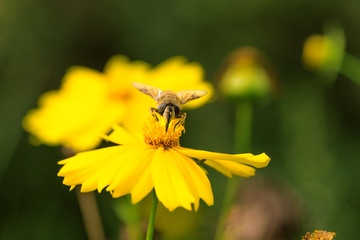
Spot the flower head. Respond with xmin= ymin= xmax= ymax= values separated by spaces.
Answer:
xmin=302 ymin=24 xmax=345 ymax=75
xmin=142 ymin=114 xmax=184 ymax=148
xmin=23 ymin=56 xmax=213 ymax=152
xmin=216 ymin=47 xmax=275 ymax=101
xmin=22 ymin=67 xmax=127 ymax=151
xmin=302 ymin=230 xmax=336 ymax=240
xmin=58 ymin=112 xmax=270 ymax=211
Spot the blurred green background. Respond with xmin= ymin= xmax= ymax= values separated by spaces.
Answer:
xmin=1 ymin=0 xmax=360 ymax=239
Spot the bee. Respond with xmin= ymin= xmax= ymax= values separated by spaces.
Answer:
xmin=132 ymin=82 xmax=207 ymax=132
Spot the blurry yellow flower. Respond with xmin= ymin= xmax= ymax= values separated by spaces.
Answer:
xmin=302 ymin=230 xmax=336 ymax=240
xmin=23 ymin=67 xmax=128 ymax=151
xmin=302 ymin=25 xmax=345 ymax=74
xmin=58 ymin=112 xmax=270 ymax=211
xmin=302 ymin=35 xmax=331 ymax=70
xmin=23 ymin=56 xmax=213 ymax=151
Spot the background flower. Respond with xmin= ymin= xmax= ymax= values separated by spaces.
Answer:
xmin=302 ymin=24 xmax=345 ymax=76
xmin=23 ymin=56 xmax=213 ymax=151
xmin=23 ymin=67 xmax=126 ymax=151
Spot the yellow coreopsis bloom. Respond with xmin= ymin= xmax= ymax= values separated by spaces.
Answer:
xmin=23 ymin=56 xmax=213 ymax=152
xmin=58 ymin=112 xmax=270 ymax=211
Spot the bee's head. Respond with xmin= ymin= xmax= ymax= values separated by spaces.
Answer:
xmin=158 ymin=103 xmax=181 ymax=116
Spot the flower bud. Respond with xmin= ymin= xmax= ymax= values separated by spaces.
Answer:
xmin=216 ymin=47 xmax=275 ymax=101
xmin=302 ymin=25 xmax=345 ymax=74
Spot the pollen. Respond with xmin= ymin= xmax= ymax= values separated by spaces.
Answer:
xmin=143 ymin=112 xmax=185 ymax=148
xmin=302 ymin=230 xmax=336 ymax=240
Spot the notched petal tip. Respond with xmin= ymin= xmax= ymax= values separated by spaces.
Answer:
xmin=246 ymin=152 xmax=271 ymax=168
xmin=178 ymin=147 xmax=271 ymax=169
xmin=80 ymin=185 xmax=94 ymax=193
xmin=57 ymin=159 xmax=68 ymax=165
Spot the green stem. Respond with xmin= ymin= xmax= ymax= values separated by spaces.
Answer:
xmin=145 ymin=191 xmax=158 ymax=240
xmin=214 ymin=100 xmax=253 ymax=240
xmin=340 ymin=53 xmax=360 ymax=86
xmin=234 ymin=100 xmax=253 ymax=153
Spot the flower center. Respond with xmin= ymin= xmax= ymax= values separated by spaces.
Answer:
xmin=143 ymin=112 xmax=185 ymax=148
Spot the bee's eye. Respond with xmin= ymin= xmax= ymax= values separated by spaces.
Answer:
xmin=157 ymin=104 xmax=166 ymax=113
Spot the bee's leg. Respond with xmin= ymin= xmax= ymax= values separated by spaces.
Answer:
xmin=179 ymin=112 xmax=186 ymax=125
xmin=150 ymin=107 xmax=159 ymax=121
xmin=173 ymin=113 xmax=186 ymax=131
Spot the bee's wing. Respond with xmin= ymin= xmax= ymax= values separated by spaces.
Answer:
xmin=177 ymin=90 xmax=207 ymax=105
xmin=132 ymin=82 xmax=162 ymax=100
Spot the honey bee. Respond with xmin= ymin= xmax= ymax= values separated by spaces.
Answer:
xmin=132 ymin=82 xmax=207 ymax=131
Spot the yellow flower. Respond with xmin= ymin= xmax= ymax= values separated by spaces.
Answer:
xmin=302 ymin=34 xmax=332 ymax=71
xmin=58 ymin=112 xmax=270 ymax=211
xmin=23 ymin=56 xmax=213 ymax=152
xmin=302 ymin=25 xmax=345 ymax=74
xmin=302 ymin=230 xmax=336 ymax=240
xmin=22 ymin=67 xmax=128 ymax=151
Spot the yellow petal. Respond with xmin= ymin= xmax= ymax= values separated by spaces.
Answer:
xmin=204 ymin=160 xmax=233 ymax=178
xmin=104 ymin=55 xmax=150 ymax=87
xmin=96 ymin=147 xmax=146 ymax=192
xmin=102 ymin=124 xmax=139 ymax=145
xmin=23 ymin=67 xmax=125 ymax=151
xmin=177 ymin=147 xmax=270 ymax=168
xmin=150 ymin=57 xmax=204 ymax=87
xmin=168 ymin=149 xmax=213 ymax=211
xmin=151 ymin=148 xmax=190 ymax=211
xmin=130 ymin=163 xmax=154 ymax=204
xmin=58 ymin=146 xmax=124 ymax=174
xmin=205 ymin=160 xmax=256 ymax=177
xmin=151 ymin=148 xmax=213 ymax=211
xmin=107 ymin=147 xmax=155 ymax=199
xmin=58 ymin=146 xmax=130 ymax=191
xmin=235 ymin=152 xmax=270 ymax=167
xmin=87 ymin=146 xmax=145 ymax=193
